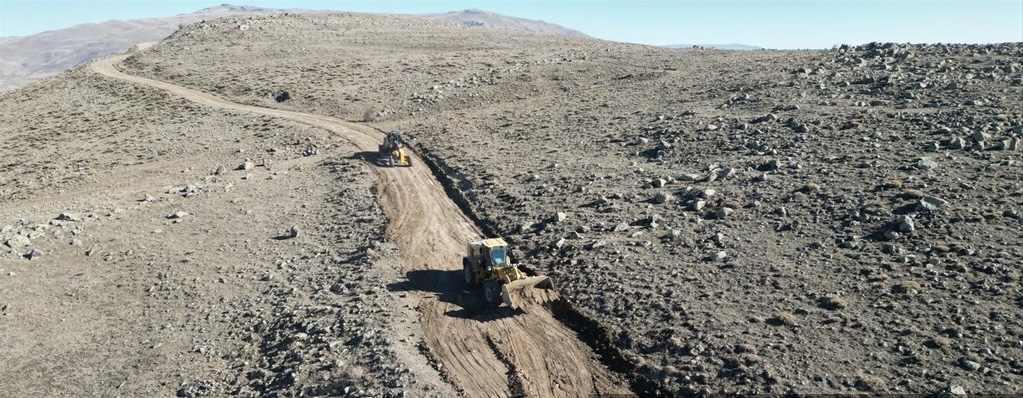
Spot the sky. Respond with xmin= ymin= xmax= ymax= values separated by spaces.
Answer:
xmin=0 ymin=0 xmax=1021 ymax=49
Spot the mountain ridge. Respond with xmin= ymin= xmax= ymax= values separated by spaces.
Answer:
xmin=0 ymin=6 xmax=589 ymax=92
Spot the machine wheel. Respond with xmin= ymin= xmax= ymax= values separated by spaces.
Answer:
xmin=386 ymin=157 xmax=394 ymax=167
xmin=463 ymin=257 xmax=478 ymax=286
xmin=483 ymin=281 xmax=503 ymax=307
xmin=406 ymin=157 xmax=413 ymax=167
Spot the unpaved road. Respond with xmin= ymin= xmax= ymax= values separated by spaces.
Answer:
xmin=90 ymin=53 xmax=632 ymax=397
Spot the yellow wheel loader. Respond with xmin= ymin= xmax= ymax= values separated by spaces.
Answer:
xmin=463 ymin=237 xmax=555 ymax=308
xmin=379 ymin=130 xmax=411 ymax=167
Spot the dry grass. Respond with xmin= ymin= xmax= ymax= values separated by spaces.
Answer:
xmin=769 ymin=311 xmax=798 ymax=326
xmin=901 ymin=189 xmax=925 ymax=199
xmin=817 ymin=294 xmax=847 ymax=310
xmin=892 ymin=280 xmax=921 ymax=296
xmin=883 ymin=179 xmax=903 ymax=189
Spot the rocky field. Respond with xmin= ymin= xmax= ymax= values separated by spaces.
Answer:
xmin=3 ymin=10 xmax=1022 ymax=397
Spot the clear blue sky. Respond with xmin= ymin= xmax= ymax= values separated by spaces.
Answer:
xmin=1 ymin=0 xmax=1021 ymax=49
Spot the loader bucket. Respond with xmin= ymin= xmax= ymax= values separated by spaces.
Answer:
xmin=500 ymin=275 xmax=556 ymax=309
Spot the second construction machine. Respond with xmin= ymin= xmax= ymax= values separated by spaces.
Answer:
xmin=463 ymin=238 xmax=555 ymax=308
xmin=378 ymin=130 xmax=411 ymax=167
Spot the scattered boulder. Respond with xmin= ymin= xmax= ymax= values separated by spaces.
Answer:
xmin=705 ymin=251 xmax=727 ymax=261
xmin=947 ymin=136 xmax=967 ymax=149
xmin=1002 ymin=136 xmax=1021 ymax=151
xmin=650 ymin=191 xmax=673 ymax=204
xmin=177 ymin=379 xmax=217 ymax=397
xmin=757 ymin=159 xmax=780 ymax=171
xmin=168 ymin=211 xmax=189 ymax=219
xmin=5 ymin=235 xmax=31 ymax=248
xmin=896 ymin=215 xmax=915 ymax=233
xmin=715 ymin=167 xmax=735 ymax=180
xmin=970 ymin=131 xmax=990 ymax=143
xmin=238 ymin=161 xmax=256 ymax=171
xmin=56 ymin=213 xmax=81 ymax=222
xmin=917 ymin=157 xmax=938 ymax=171
xmin=957 ymin=356 xmax=981 ymax=371
xmin=24 ymin=248 xmax=43 ymax=260
xmin=919 ymin=196 xmax=948 ymax=211
xmin=936 ymin=384 xmax=967 ymax=398
xmin=678 ymin=173 xmax=701 ymax=182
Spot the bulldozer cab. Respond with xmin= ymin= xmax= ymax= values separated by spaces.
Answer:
xmin=384 ymin=131 xmax=404 ymax=149
xmin=478 ymin=238 xmax=509 ymax=269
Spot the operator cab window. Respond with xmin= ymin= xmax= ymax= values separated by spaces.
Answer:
xmin=490 ymin=246 xmax=507 ymax=266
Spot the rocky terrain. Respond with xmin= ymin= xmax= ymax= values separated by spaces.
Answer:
xmin=2 ymin=10 xmax=1022 ymax=398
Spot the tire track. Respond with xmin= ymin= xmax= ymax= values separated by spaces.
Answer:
xmin=90 ymin=52 xmax=633 ymax=398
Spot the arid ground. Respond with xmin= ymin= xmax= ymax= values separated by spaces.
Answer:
xmin=2 ymin=11 xmax=1021 ymax=398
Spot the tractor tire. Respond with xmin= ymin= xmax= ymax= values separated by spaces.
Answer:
xmin=406 ymin=157 xmax=413 ymax=167
xmin=483 ymin=280 xmax=503 ymax=307
xmin=463 ymin=257 xmax=478 ymax=286
xmin=386 ymin=157 xmax=394 ymax=167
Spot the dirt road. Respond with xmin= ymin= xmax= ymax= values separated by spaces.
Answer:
xmin=90 ymin=53 xmax=632 ymax=397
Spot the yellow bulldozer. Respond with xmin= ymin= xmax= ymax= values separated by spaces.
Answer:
xmin=379 ymin=130 xmax=411 ymax=167
xmin=463 ymin=237 xmax=555 ymax=308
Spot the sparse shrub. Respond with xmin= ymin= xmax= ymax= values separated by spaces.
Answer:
xmin=883 ymin=179 xmax=903 ymax=189
xmin=733 ymin=343 xmax=756 ymax=354
xmin=924 ymin=336 xmax=952 ymax=349
xmin=363 ymin=107 xmax=378 ymax=122
xmin=854 ymin=372 xmax=888 ymax=391
xmin=892 ymin=280 xmax=921 ymax=295
xmin=738 ymin=353 xmax=761 ymax=365
xmin=800 ymin=182 xmax=821 ymax=193
xmin=818 ymin=294 xmax=847 ymax=310
xmin=769 ymin=311 xmax=797 ymax=326
xmin=343 ymin=365 xmax=368 ymax=385
xmin=901 ymin=189 xmax=925 ymax=199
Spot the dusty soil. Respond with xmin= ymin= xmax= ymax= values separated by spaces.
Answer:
xmin=3 ymin=10 xmax=1022 ymax=398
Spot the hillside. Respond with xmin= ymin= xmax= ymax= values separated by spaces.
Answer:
xmin=2 ymin=10 xmax=1022 ymax=398
xmin=0 ymin=6 xmax=589 ymax=93
xmin=0 ymin=5 xmax=286 ymax=92
xmin=421 ymin=8 xmax=589 ymax=38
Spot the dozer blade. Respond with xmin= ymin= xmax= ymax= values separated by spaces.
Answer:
xmin=500 ymin=275 xmax=556 ymax=309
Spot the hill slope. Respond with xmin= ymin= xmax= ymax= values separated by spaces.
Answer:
xmin=0 ymin=6 xmax=589 ymax=93
xmin=420 ymin=8 xmax=589 ymax=38
xmin=0 ymin=5 xmax=288 ymax=92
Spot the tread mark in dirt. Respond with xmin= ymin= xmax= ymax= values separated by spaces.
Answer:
xmin=484 ymin=334 xmax=526 ymax=398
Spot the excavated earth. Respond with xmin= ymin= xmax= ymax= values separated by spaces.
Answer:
xmin=3 ymin=11 xmax=1023 ymax=397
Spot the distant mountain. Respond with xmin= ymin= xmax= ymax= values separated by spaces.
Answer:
xmin=664 ymin=43 xmax=763 ymax=51
xmin=418 ymin=9 xmax=590 ymax=38
xmin=0 ymin=5 xmax=283 ymax=92
xmin=0 ymin=6 xmax=592 ymax=93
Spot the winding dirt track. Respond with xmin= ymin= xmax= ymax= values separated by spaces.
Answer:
xmin=90 ymin=54 xmax=631 ymax=397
